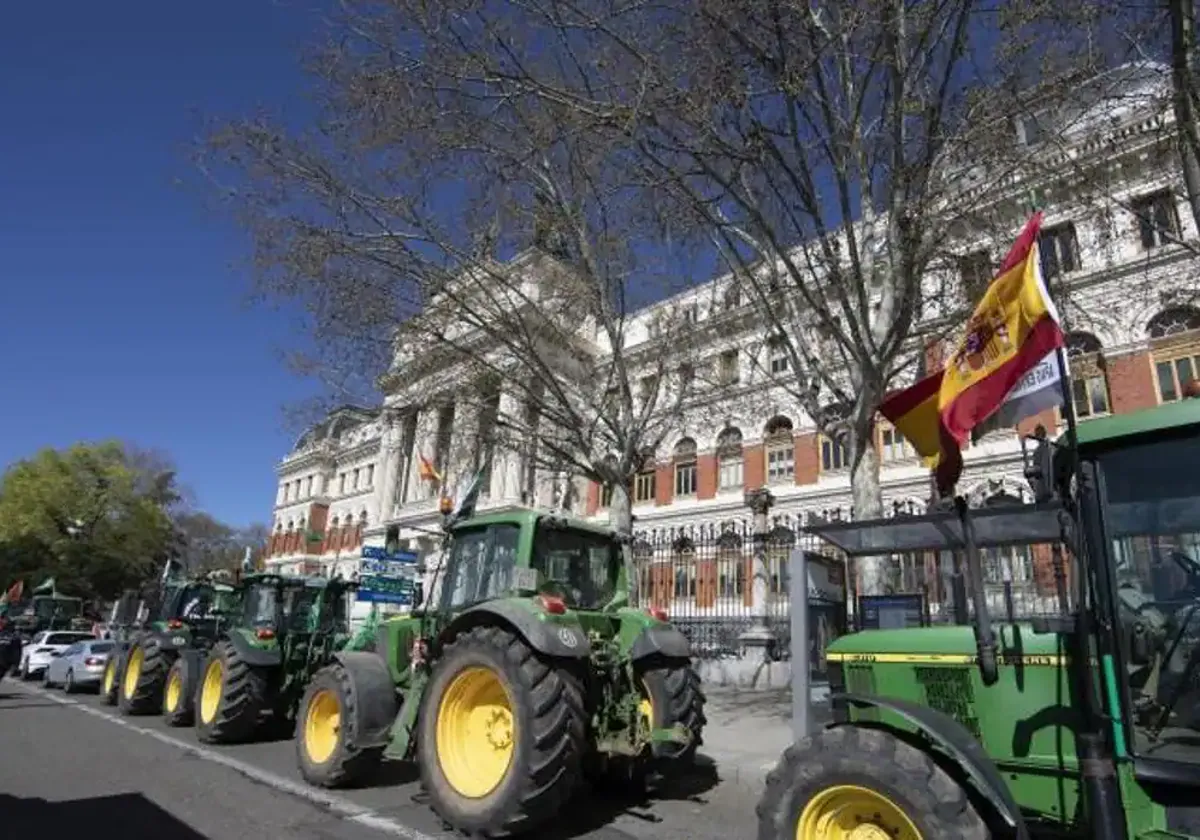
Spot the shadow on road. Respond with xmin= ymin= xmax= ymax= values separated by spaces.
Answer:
xmin=527 ymin=761 xmax=722 ymax=840
xmin=1 ymin=792 xmax=208 ymax=838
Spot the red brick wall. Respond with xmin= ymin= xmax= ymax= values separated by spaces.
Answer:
xmin=585 ymin=482 xmax=600 ymax=516
xmin=697 ymin=453 xmax=717 ymax=500
xmin=1016 ymin=408 xmax=1058 ymax=437
xmin=655 ymin=463 xmax=673 ymax=506
xmin=743 ymin=444 xmax=764 ymax=490
xmin=794 ymin=433 xmax=820 ymax=485
xmin=1107 ymin=350 xmax=1159 ymax=414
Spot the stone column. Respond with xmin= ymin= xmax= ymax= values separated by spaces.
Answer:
xmin=404 ymin=409 xmax=436 ymax=503
xmin=740 ymin=486 xmax=777 ymax=662
xmin=376 ymin=409 xmax=405 ymax=521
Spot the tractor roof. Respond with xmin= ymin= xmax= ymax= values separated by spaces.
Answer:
xmin=451 ymin=506 xmax=616 ymax=538
xmin=1069 ymin=396 xmax=1200 ymax=450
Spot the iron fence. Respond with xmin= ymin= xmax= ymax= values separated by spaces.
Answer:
xmin=631 ymin=507 xmax=1080 ymax=673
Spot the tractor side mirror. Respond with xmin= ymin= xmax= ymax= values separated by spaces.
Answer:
xmin=1021 ymin=426 xmax=1056 ymax=504
xmin=411 ymin=582 xmax=424 ymax=609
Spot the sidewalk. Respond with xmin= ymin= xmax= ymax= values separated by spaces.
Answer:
xmin=695 ymin=684 xmax=831 ymax=792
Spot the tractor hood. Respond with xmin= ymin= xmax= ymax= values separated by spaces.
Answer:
xmin=826 ymin=624 xmax=1064 ymax=663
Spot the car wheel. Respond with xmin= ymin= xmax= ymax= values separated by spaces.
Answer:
xmin=64 ymin=669 xmax=76 ymax=694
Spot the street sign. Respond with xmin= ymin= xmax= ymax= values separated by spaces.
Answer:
xmin=358 ymin=546 xmax=420 ymax=606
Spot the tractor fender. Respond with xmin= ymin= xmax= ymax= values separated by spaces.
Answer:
xmin=629 ymin=624 xmax=693 ymax=661
xmin=223 ymin=631 xmax=283 ymax=668
xmin=331 ymin=651 xmax=399 ymax=749
xmin=147 ymin=629 xmax=190 ymax=657
xmin=454 ymin=601 xmax=591 ymax=659
xmin=836 ymin=693 xmax=1029 ymax=840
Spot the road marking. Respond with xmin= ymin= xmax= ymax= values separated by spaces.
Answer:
xmin=16 ymin=683 xmax=443 ymax=840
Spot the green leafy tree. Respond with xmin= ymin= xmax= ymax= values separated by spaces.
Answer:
xmin=0 ymin=442 xmax=181 ymax=599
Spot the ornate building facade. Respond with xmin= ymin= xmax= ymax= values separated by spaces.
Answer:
xmin=262 ymin=64 xmax=1200 ymax=636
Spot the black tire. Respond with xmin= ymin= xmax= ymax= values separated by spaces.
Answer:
xmin=194 ymin=640 xmax=268 ymax=744
xmin=162 ymin=655 xmax=198 ymax=727
xmin=640 ymin=659 xmax=706 ymax=763
xmin=418 ymin=625 xmax=586 ymax=837
xmin=756 ymin=726 xmax=989 ymax=840
xmin=296 ymin=663 xmax=385 ymax=788
xmin=119 ymin=637 xmax=168 ymax=715
xmin=100 ymin=653 xmax=123 ymax=706
xmin=64 ymin=669 xmax=77 ymax=695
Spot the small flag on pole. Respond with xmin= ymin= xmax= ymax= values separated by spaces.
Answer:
xmin=418 ymin=454 xmax=443 ymax=483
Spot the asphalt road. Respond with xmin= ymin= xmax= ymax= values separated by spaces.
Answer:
xmin=0 ymin=677 xmax=759 ymax=840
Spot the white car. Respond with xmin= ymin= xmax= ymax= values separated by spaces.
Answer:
xmin=43 ymin=639 xmax=115 ymax=692
xmin=18 ymin=631 xmax=95 ymax=680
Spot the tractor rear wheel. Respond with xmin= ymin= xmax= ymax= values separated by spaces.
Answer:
xmin=100 ymin=652 xmax=123 ymax=706
xmin=296 ymin=663 xmax=385 ymax=788
xmin=119 ymin=638 xmax=167 ymax=715
xmin=756 ymin=725 xmax=988 ymax=840
xmin=639 ymin=659 xmax=706 ymax=763
xmin=194 ymin=640 xmax=268 ymax=744
xmin=162 ymin=654 xmax=199 ymax=727
xmin=418 ymin=626 xmax=586 ymax=837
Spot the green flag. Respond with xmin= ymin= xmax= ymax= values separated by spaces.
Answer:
xmin=32 ymin=577 xmax=55 ymax=595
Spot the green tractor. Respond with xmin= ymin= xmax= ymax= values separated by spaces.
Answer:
xmin=113 ymin=573 xmax=241 ymax=724
xmin=194 ymin=573 xmax=357 ymax=744
xmin=12 ymin=593 xmax=89 ymax=638
xmin=291 ymin=481 xmax=706 ymax=838
xmin=756 ymin=395 xmax=1200 ymax=839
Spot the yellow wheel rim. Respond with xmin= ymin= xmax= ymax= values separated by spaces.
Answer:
xmin=638 ymin=680 xmax=654 ymax=744
xmin=797 ymin=784 xmax=923 ymax=840
xmin=303 ymin=689 xmax=342 ymax=765
xmin=102 ymin=659 xmax=115 ymax=695
xmin=123 ymin=648 xmax=143 ymax=700
xmin=165 ymin=669 xmax=182 ymax=713
xmin=435 ymin=666 xmax=516 ymax=798
xmin=199 ymin=659 xmax=223 ymax=724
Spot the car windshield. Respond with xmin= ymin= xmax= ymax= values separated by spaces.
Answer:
xmin=531 ymin=525 xmax=619 ymax=610
xmin=89 ymin=642 xmax=115 ymax=654
xmin=46 ymin=633 xmax=92 ymax=645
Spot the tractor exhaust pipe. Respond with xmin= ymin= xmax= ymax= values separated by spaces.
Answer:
xmin=956 ymin=496 xmax=999 ymax=686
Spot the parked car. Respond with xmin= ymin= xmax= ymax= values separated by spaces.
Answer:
xmin=43 ymin=639 xmax=115 ymax=693
xmin=18 ymin=630 xmax=95 ymax=680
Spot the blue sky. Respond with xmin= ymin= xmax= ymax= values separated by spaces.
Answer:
xmin=0 ymin=1 xmax=330 ymax=527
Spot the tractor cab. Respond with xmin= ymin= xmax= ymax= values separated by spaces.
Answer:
xmin=15 ymin=594 xmax=86 ymax=635
xmin=432 ymin=508 xmax=624 ymax=615
xmin=758 ymin=396 xmax=1200 ymax=840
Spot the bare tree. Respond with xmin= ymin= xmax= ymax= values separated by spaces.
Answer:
xmin=198 ymin=0 xmax=731 ymax=587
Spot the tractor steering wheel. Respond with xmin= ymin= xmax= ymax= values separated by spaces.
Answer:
xmin=1171 ymin=549 xmax=1200 ymax=580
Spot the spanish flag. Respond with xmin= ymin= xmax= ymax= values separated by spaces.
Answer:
xmin=879 ymin=213 xmax=1065 ymax=490
xmin=938 ymin=212 xmax=1064 ymax=445
xmin=417 ymin=454 xmax=442 ymax=483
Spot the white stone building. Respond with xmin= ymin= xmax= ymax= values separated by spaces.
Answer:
xmin=263 ymin=63 xmax=1200 ymax=636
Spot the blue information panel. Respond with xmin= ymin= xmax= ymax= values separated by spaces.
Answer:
xmin=359 ymin=547 xmax=420 ymax=605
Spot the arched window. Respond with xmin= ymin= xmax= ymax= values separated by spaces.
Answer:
xmin=672 ymin=536 xmax=696 ymax=601
xmin=716 ymin=530 xmax=745 ymax=599
xmin=1147 ymin=306 xmax=1200 ymax=403
xmin=1064 ymin=332 xmax=1110 ymax=418
xmin=817 ymin=403 xmax=851 ymax=473
xmin=715 ymin=426 xmax=744 ymax=492
xmin=328 ymin=516 xmax=341 ymax=553
xmin=673 ymin=438 xmax=698 ymax=497
xmin=763 ymin=416 xmax=795 ymax=484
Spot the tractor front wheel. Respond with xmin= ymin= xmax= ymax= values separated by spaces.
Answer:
xmin=194 ymin=640 xmax=267 ymax=744
xmin=162 ymin=654 xmax=199 ymax=727
xmin=119 ymin=639 xmax=167 ymax=715
xmin=296 ymin=663 xmax=384 ymax=788
xmin=418 ymin=626 xmax=586 ymax=837
xmin=756 ymin=726 xmax=988 ymax=840
xmin=100 ymin=652 xmax=123 ymax=705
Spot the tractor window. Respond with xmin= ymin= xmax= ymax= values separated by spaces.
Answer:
xmin=243 ymin=585 xmax=279 ymax=628
xmin=1098 ymin=433 xmax=1200 ymax=764
xmin=531 ymin=526 xmax=619 ymax=610
xmin=34 ymin=598 xmax=81 ymax=620
xmin=178 ymin=585 xmax=217 ymax=621
xmin=440 ymin=525 xmax=519 ymax=611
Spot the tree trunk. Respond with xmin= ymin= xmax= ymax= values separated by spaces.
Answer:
xmin=850 ymin=430 xmax=888 ymax=596
xmin=607 ymin=483 xmax=637 ymax=602
xmin=1170 ymin=0 xmax=1200 ymax=235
